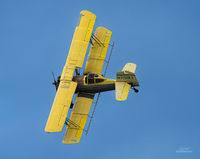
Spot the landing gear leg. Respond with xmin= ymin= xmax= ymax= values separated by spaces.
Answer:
xmin=133 ymin=88 xmax=139 ymax=93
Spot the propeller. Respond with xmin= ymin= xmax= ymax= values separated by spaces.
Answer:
xmin=52 ymin=72 xmax=60 ymax=90
xmin=52 ymin=72 xmax=57 ymax=86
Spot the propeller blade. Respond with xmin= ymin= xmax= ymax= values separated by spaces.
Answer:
xmin=52 ymin=72 xmax=56 ymax=82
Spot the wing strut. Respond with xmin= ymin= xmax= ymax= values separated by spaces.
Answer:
xmin=91 ymin=33 xmax=105 ymax=47
xmin=85 ymin=92 xmax=100 ymax=135
xmin=65 ymin=118 xmax=87 ymax=132
xmin=85 ymin=42 xmax=115 ymax=135
xmin=103 ymin=42 xmax=114 ymax=76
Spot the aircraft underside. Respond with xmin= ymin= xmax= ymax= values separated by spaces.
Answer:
xmin=75 ymin=83 xmax=115 ymax=94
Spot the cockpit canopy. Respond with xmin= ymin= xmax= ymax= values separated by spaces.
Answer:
xmin=87 ymin=74 xmax=98 ymax=78
xmin=85 ymin=74 xmax=104 ymax=84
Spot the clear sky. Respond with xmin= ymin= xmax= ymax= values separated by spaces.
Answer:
xmin=0 ymin=0 xmax=200 ymax=159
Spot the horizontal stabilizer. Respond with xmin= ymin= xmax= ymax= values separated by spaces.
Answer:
xmin=115 ymin=82 xmax=131 ymax=101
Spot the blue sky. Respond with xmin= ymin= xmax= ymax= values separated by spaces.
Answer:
xmin=0 ymin=0 xmax=200 ymax=159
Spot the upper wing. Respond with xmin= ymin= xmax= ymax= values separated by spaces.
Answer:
xmin=45 ymin=10 xmax=96 ymax=133
xmin=62 ymin=93 xmax=94 ymax=144
xmin=61 ymin=10 xmax=96 ymax=81
xmin=84 ymin=27 xmax=112 ymax=74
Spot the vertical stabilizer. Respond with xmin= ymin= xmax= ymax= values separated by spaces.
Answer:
xmin=122 ymin=63 xmax=136 ymax=73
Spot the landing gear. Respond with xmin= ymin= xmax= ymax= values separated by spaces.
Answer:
xmin=133 ymin=88 xmax=139 ymax=93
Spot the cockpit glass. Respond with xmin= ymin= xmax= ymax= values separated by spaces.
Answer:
xmin=88 ymin=74 xmax=95 ymax=78
xmin=96 ymin=79 xmax=104 ymax=83
xmin=88 ymin=78 xmax=94 ymax=84
xmin=85 ymin=74 xmax=101 ymax=84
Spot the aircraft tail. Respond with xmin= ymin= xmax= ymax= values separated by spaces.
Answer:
xmin=115 ymin=63 xmax=138 ymax=101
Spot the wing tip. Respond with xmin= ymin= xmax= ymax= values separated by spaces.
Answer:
xmin=62 ymin=139 xmax=80 ymax=144
xmin=80 ymin=10 xmax=96 ymax=19
xmin=96 ymin=26 xmax=112 ymax=35
xmin=44 ymin=126 xmax=63 ymax=133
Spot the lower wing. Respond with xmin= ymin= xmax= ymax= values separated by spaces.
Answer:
xmin=62 ymin=93 xmax=94 ymax=144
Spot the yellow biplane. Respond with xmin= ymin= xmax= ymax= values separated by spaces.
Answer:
xmin=45 ymin=10 xmax=139 ymax=144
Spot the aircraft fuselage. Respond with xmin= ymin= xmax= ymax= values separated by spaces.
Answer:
xmin=73 ymin=75 xmax=115 ymax=93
